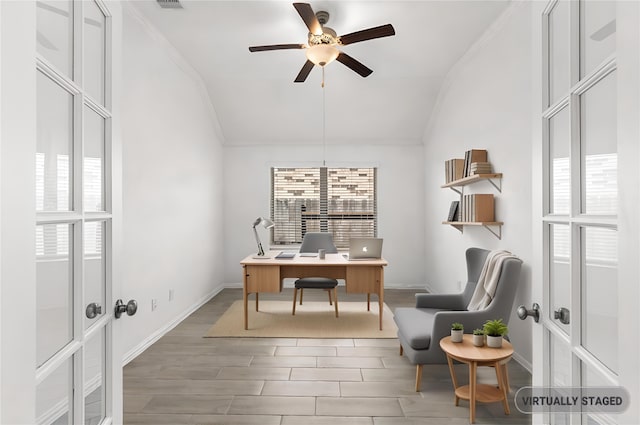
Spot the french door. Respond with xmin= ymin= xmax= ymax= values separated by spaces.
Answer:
xmin=35 ymin=1 xmax=121 ymax=424
xmin=533 ymin=1 xmax=638 ymax=424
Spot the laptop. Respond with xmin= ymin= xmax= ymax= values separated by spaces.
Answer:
xmin=345 ymin=238 xmax=383 ymax=260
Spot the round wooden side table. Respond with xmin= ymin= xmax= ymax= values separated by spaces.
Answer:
xmin=439 ymin=334 xmax=513 ymax=424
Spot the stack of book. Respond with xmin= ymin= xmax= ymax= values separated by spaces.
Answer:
xmin=463 ymin=149 xmax=488 ymax=177
xmin=461 ymin=194 xmax=494 ymax=222
xmin=444 ymin=158 xmax=464 ymax=183
xmin=469 ymin=162 xmax=492 ymax=175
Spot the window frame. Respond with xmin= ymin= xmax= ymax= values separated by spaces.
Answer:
xmin=270 ymin=166 xmax=378 ymax=249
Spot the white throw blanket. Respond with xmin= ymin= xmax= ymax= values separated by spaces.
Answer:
xmin=467 ymin=250 xmax=518 ymax=311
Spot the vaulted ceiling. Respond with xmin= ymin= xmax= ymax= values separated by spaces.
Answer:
xmin=130 ymin=1 xmax=510 ymax=146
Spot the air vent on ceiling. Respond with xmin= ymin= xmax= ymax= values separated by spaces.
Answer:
xmin=157 ymin=0 xmax=183 ymax=9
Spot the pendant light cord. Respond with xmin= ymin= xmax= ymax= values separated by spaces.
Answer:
xmin=322 ymin=71 xmax=326 ymax=167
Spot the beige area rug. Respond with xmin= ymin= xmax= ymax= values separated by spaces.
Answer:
xmin=205 ymin=300 xmax=398 ymax=338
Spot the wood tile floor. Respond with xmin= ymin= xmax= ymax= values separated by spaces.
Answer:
xmin=124 ymin=288 xmax=531 ymax=424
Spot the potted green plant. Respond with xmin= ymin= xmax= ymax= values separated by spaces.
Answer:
xmin=472 ymin=328 xmax=485 ymax=347
xmin=483 ymin=318 xmax=508 ymax=348
xmin=451 ymin=322 xmax=464 ymax=343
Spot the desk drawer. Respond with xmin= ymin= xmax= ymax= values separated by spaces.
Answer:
xmin=346 ymin=267 xmax=382 ymax=293
xmin=245 ymin=265 xmax=281 ymax=293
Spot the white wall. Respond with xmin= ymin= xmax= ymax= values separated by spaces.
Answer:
xmin=121 ymin=6 xmax=225 ymax=358
xmin=422 ymin=2 xmax=533 ymax=366
xmin=223 ymin=144 xmax=426 ymax=288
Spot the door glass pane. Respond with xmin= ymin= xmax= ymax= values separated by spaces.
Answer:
xmin=85 ymin=330 xmax=105 ymax=425
xmin=548 ymin=0 xmax=570 ymax=105
xmin=580 ymin=0 xmax=616 ymax=78
xmin=581 ymin=363 xmax=616 ymax=425
xmin=36 ymin=224 xmax=74 ymax=367
xmin=36 ymin=0 xmax=73 ymax=79
xmin=84 ymin=1 xmax=106 ymax=104
xmin=37 ymin=71 xmax=74 ymax=212
xmin=581 ymin=71 xmax=617 ymax=215
xmin=581 ymin=226 xmax=618 ymax=374
xmin=84 ymin=107 xmax=105 ymax=212
xmin=549 ymin=223 xmax=570 ymax=334
xmin=549 ymin=333 xmax=572 ymax=425
xmin=549 ymin=106 xmax=570 ymax=214
xmin=84 ymin=221 xmax=105 ymax=330
xmin=37 ymin=358 xmax=72 ymax=425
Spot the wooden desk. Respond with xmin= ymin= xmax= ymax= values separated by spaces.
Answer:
xmin=240 ymin=252 xmax=388 ymax=330
xmin=440 ymin=335 xmax=513 ymax=424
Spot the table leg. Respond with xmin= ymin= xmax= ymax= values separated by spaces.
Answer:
xmin=255 ymin=292 xmax=259 ymax=311
xmin=243 ymin=290 xmax=248 ymax=331
xmin=502 ymin=362 xmax=511 ymax=393
xmin=446 ymin=354 xmax=460 ymax=406
xmin=495 ymin=360 xmax=510 ymax=415
xmin=469 ymin=361 xmax=477 ymax=423
xmin=367 ymin=293 xmax=370 ymax=311
xmin=378 ymin=270 xmax=384 ymax=330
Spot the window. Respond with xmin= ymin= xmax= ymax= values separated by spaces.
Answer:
xmin=271 ymin=167 xmax=377 ymax=248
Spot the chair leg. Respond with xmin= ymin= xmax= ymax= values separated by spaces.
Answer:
xmin=327 ymin=289 xmax=333 ymax=305
xmin=415 ymin=364 xmax=423 ymax=392
xmin=367 ymin=293 xmax=371 ymax=311
xmin=292 ymin=288 xmax=297 ymax=315
xmin=299 ymin=288 xmax=304 ymax=305
xmin=334 ymin=286 xmax=339 ymax=318
xmin=399 ymin=345 xmax=404 ymax=356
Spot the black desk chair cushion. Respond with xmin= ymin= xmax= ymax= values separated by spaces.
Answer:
xmin=292 ymin=233 xmax=339 ymax=318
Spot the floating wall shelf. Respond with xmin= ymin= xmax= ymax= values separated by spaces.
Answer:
xmin=442 ymin=170 xmax=503 ymax=239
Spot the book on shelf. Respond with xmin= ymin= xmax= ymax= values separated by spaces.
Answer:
xmin=460 ymin=194 xmax=494 ymax=222
xmin=444 ymin=158 xmax=465 ymax=183
xmin=447 ymin=201 xmax=460 ymax=222
xmin=463 ymin=149 xmax=488 ymax=177
xmin=469 ymin=161 xmax=493 ymax=175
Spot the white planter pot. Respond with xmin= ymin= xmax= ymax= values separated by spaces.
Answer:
xmin=486 ymin=335 xmax=503 ymax=348
xmin=451 ymin=329 xmax=464 ymax=343
xmin=472 ymin=334 xmax=484 ymax=347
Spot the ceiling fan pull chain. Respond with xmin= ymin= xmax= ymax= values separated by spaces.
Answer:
xmin=322 ymin=75 xmax=326 ymax=166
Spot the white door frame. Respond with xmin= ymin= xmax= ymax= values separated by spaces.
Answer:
xmin=0 ymin=1 xmax=38 ymax=423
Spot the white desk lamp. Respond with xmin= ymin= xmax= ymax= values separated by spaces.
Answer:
xmin=252 ymin=217 xmax=274 ymax=258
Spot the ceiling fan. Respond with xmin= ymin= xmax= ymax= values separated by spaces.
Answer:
xmin=248 ymin=2 xmax=395 ymax=83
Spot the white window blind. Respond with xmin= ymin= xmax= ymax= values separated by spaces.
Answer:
xmin=552 ymin=153 xmax=617 ymax=265
xmin=271 ymin=167 xmax=377 ymax=248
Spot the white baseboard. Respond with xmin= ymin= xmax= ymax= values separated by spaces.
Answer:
xmin=223 ymin=282 xmax=431 ymax=290
xmin=122 ymin=285 xmax=224 ymax=365
xmin=511 ymin=351 xmax=532 ymax=374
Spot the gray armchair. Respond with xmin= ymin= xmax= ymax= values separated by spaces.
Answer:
xmin=292 ymin=232 xmax=340 ymax=317
xmin=393 ymin=247 xmax=523 ymax=391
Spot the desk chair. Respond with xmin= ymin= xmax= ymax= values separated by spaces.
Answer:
xmin=292 ymin=232 xmax=339 ymax=317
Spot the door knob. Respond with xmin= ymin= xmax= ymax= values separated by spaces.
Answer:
xmin=517 ymin=303 xmax=540 ymax=323
xmin=554 ymin=307 xmax=570 ymax=325
xmin=85 ymin=302 xmax=103 ymax=319
xmin=114 ymin=299 xmax=138 ymax=319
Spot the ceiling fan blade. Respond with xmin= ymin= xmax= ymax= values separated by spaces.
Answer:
xmin=294 ymin=60 xmax=315 ymax=83
xmin=336 ymin=52 xmax=373 ymax=78
xmin=339 ymin=24 xmax=396 ymax=46
xmin=293 ymin=3 xmax=322 ymax=36
xmin=249 ymin=44 xmax=305 ymax=52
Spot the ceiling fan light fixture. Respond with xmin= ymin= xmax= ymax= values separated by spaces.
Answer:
xmin=305 ymin=44 xmax=339 ymax=67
